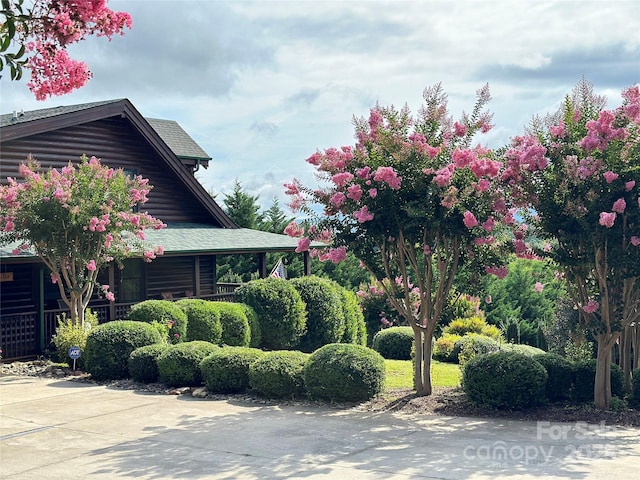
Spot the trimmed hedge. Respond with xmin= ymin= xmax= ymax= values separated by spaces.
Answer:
xmin=304 ymin=344 xmax=385 ymax=402
xmin=211 ymin=302 xmax=251 ymax=347
xmin=452 ymin=334 xmax=500 ymax=364
xmin=128 ymin=343 xmax=170 ymax=383
xmin=175 ymin=299 xmax=222 ymax=345
xmin=157 ymin=341 xmax=219 ymax=387
xmin=84 ymin=321 xmax=163 ymax=381
xmin=249 ymin=350 xmax=309 ymax=399
xmin=501 ymin=344 xmax=546 ymax=357
xmin=127 ymin=300 xmax=188 ymax=344
xmin=462 ymin=351 xmax=548 ymax=410
xmin=236 ymin=278 xmax=307 ymax=350
xmin=570 ymin=359 xmax=625 ymax=403
xmin=241 ymin=303 xmax=262 ymax=348
xmin=372 ymin=326 xmax=414 ymax=360
xmin=532 ymin=353 xmax=574 ymax=402
xmin=201 ymin=347 xmax=265 ymax=393
xmin=340 ymin=289 xmax=367 ymax=346
xmin=291 ymin=276 xmax=346 ymax=352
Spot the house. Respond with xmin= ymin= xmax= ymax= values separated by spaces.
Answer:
xmin=0 ymin=99 xmax=309 ymax=360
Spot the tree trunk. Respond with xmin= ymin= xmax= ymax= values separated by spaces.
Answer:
xmin=620 ymin=326 xmax=632 ymax=393
xmin=413 ymin=328 xmax=433 ymax=396
xmin=594 ymin=334 xmax=616 ymax=410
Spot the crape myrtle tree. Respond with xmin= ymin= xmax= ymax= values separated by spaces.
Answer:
xmin=284 ymin=84 xmax=522 ymax=396
xmin=508 ymin=80 xmax=640 ymax=409
xmin=0 ymin=156 xmax=165 ymax=327
xmin=0 ymin=0 xmax=132 ymax=99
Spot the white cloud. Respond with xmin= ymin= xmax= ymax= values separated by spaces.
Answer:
xmin=1 ymin=0 xmax=638 ymax=212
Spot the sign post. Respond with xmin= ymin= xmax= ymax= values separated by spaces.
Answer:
xmin=68 ymin=346 xmax=82 ymax=371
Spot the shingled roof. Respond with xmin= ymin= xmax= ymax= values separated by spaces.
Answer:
xmin=146 ymin=118 xmax=211 ymax=162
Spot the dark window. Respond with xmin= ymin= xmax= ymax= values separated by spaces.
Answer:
xmin=119 ymin=259 xmax=145 ymax=303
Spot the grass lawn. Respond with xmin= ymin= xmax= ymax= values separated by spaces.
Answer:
xmin=384 ymin=359 xmax=461 ymax=390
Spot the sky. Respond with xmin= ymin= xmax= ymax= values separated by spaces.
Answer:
xmin=1 ymin=0 xmax=639 ymax=213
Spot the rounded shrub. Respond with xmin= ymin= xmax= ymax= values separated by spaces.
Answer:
xmin=340 ymin=289 xmax=367 ymax=346
xmin=249 ymin=350 xmax=309 ymax=399
xmin=51 ymin=309 xmax=99 ymax=370
xmin=235 ymin=278 xmax=307 ymax=350
xmin=175 ymin=299 xmax=222 ymax=344
xmin=210 ymin=302 xmax=251 ymax=347
xmin=434 ymin=334 xmax=462 ymax=362
xmin=128 ymin=343 xmax=170 ymax=383
xmin=127 ymin=299 xmax=188 ymax=344
xmin=532 ymin=353 xmax=575 ymax=402
xmin=200 ymin=347 xmax=265 ymax=393
xmin=462 ymin=351 xmax=548 ymax=410
xmin=372 ymin=326 xmax=414 ymax=360
xmin=443 ymin=316 xmax=502 ymax=341
xmin=303 ymin=343 xmax=385 ymax=403
xmin=451 ymin=334 xmax=500 ymax=364
xmin=84 ymin=321 xmax=163 ymax=381
xmin=240 ymin=303 xmax=262 ymax=348
xmin=157 ymin=341 xmax=219 ymax=387
xmin=501 ymin=344 xmax=546 ymax=357
xmin=290 ymin=276 xmax=346 ymax=352
xmin=570 ymin=359 xmax=625 ymax=403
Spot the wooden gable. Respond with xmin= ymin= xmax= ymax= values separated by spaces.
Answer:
xmin=0 ymin=99 xmax=236 ymax=228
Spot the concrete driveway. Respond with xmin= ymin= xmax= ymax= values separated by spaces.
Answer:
xmin=1 ymin=375 xmax=639 ymax=479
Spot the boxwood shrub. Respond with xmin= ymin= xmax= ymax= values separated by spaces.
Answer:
xmin=157 ymin=341 xmax=219 ymax=387
xmin=201 ymin=347 xmax=265 ymax=393
xmin=127 ymin=299 xmax=188 ymax=344
xmin=235 ymin=278 xmax=307 ymax=350
xmin=372 ymin=326 xmax=414 ymax=360
xmin=290 ymin=276 xmax=346 ymax=352
xmin=570 ymin=359 xmax=625 ymax=403
xmin=210 ymin=302 xmax=251 ymax=347
xmin=84 ymin=321 xmax=163 ymax=381
xmin=340 ymin=289 xmax=367 ymax=346
xmin=175 ymin=299 xmax=222 ymax=344
xmin=434 ymin=334 xmax=462 ymax=362
xmin=303 ymin=344 xmax=385 ymax=403
xmin=241 ymin=303 xmax=262 ymax=348
xmin=128 ymin=343 xmax=170 ymax=383
xmin=249 ymin=350 xmax=309 ymax=399
xmin=451 ymin=334 xmax=500 ymax=364
xmin=532 ymin=353 xmax=575 ymax=402
xmin=500 ymin=344 xmax=546 ymax=357
xmin=462 ymin=351 xmax=548 ymax=410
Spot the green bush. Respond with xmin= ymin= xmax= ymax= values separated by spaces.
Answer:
xmin=372 ymin=326 xmax=414 ymax=360
xmin=84 ymin=321 xmax=163 ymax=381
xmin=241 ymin=303 xmax=262 ymax=348
xmin=127 ymin=300 xmax=188 ymax=344
xmin=443 ymin=316 xmax=503 ymax=341
xmin=175 ymin=299 xmax=222 ymax=344
xmin=210 ymin=302 xmax=251 ymax=347
xmin=51 ymin=309 xmax=99 ymax=369
xmin=303 ymin=344 xmax=385 ymax=402
xmin=201 ymin=347 xmax=265 ymax=393
xmin=434 ymin=334 xmax=462 ymax=362
xmin=570 ymin=359 xmax=625 ymax=403
xmin=290 ymin=276 xmax=346 ymax=352
xmin=451 ymin=334 xmax=500 ymax=364
xmin=501 ymin=344 xmax=546 ymax=357
xmin=128 ymin=343 xmax=170 ymax=383
xmin=630 ymin=368 xmax=640 ymax=409
xmin=235 ymin=278 xmax=307 ymax=349
xmin=340 ymin=289 xmax=367 ymax=346
xmin=462 ymin=351 xmax=548 ymax=410
xmin=249 ymin=350 xmax=309 ymax=399
xmin=157 ymin=341 xmax=219 ymax=387
xmin=532 ymin=353 xmax=575 ymax=402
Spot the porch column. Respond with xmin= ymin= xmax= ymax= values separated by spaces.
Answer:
xmin=258 ymin=253 xmax=267 ymax=278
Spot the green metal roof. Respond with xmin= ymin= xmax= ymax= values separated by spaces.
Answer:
xmin=0 ymin=224 xmax=314 ymax=260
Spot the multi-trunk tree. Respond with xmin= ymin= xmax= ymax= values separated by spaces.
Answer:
xmin=509 ymin=80 xmax=639 ymax=409
xmin=0 ymin=156 xmax=165 ymax=327
xmin=285 ymin=84 xmax=521 ymax=395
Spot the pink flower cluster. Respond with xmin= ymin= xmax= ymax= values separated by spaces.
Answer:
xmin=25 ymin=0 xmax=133 ymax=100
xmin=578 ymin=110 xmax=629 ymax=152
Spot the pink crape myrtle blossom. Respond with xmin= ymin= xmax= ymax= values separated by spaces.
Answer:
xmin=612 ymin=198 xmax=626 ymax=214
xmin=284 ymin=221 xmax=305 ymax=238
xmin=630 ymin=236 xmax=640 ymax=246
xmin=603 ymin=171 xmax=619 ymax=183
xmin=582 ymin=300 xmax=600 ymax=314
xmin=599 ymin=212 xmax=616 ymax=228
xmin=534 ymin=282 xmax=544 ymax=292
xmin=462 ymin=211 xmax=478 ymax=228
xmin=354 ymin=206 xmax=374 ymax=223
xmin=373 ymin=166 xmax=401 ymax=190
xmin=485 ymin=266 xmax=508 ymax=279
